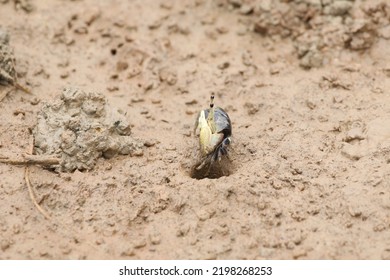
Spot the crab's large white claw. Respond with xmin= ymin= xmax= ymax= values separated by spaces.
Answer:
xmin=197 ymin=110 xmax=224 ymax=156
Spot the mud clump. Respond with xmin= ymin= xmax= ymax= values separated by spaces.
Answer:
xmin=0 ymin=27 xmax=10 ymax=45
xmin=0 ymin=26 xmax=29 ymax=100
xmin=33 ymin=87 xmax=144 ymax=172
xmin=229 ymin=0 xmax=390 ymax=68
xmin=1 ymin=0 xmax=34 ymax=13
xmin=0 ymin=26 xmax=17 ymax=101
xmin=0 ymin=27 xmax=16 ymax=87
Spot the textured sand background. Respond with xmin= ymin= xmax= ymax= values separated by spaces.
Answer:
xmin=0 ymin=0 xmax=390 ymax=259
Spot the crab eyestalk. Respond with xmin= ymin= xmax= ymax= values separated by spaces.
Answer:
xmin=207 ymin=94 xmax=216 ymax=133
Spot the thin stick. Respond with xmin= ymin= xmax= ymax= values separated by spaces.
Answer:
xmin=23 ymin=138 xmax=51 ymax=220
xmin=25 ymin=165 xmax=100 ymax=250
xmin=0 ymin=154 xmax=60 ymax=165
xmin=2 ymin=138 xmax=100 ymax=251
xmin=24 ymin=166 xmax=51 ymax=220
xmin=0 ymin=82 xmax=31 ymax=102
xmin=15 ymin=83 xmax=31 ymax=94
xmin=0 ymin=87 xmax=14 ymax=102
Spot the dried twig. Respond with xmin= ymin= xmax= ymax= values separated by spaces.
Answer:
xmin=0 ymin=87 xmax=14 ymax=102
xmin=1 ymin=138 xmax=100 ymax=251
xmin=0 ymin=154 xmax=60 ymax=165
xmin=24 ymin=166 xmax=51 ymax=220
xmin=0 ymin=83 xmax=31 ymax=102
xmin=15 ymin=83 xmax=31 ymax=94
xmin=22 ymin=138 xmax=52 ymax=220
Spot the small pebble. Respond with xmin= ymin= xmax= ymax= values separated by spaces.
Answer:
xmin=0 ymin=239 xmax=10 ymax=251
xmin=218 ymin=61 xmax=230 ymax=70
xmin=144 ymin=140 xmax=156 ymax=147
xmin=165 ymin=145 xmax=176 ymax=151
xmin=150 ymin=234 xmax=161 ymax=245
xmin=60 ymin=71 xmax=69 ymax=79
xmin=185 ymin=99 xmax=198 ymax=105
xmin=121 ymin=246 xmax=135 ymax=257
xmin=239 ymin=4 xmax=253 ymax=15
xmin=134 ymin=239 xmax=147 ymax=249
xmin=216 ymin=26 xmax=229 ymax=34
xmin=133 ymin=150 xmax=144 ymax=156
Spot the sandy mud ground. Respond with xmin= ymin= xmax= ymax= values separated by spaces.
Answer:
xmin=0 ymin=0 xmax=390 ymax=259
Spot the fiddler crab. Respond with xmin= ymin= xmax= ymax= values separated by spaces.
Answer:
xmin=193 ymin=94 xmax=232 ymax=176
